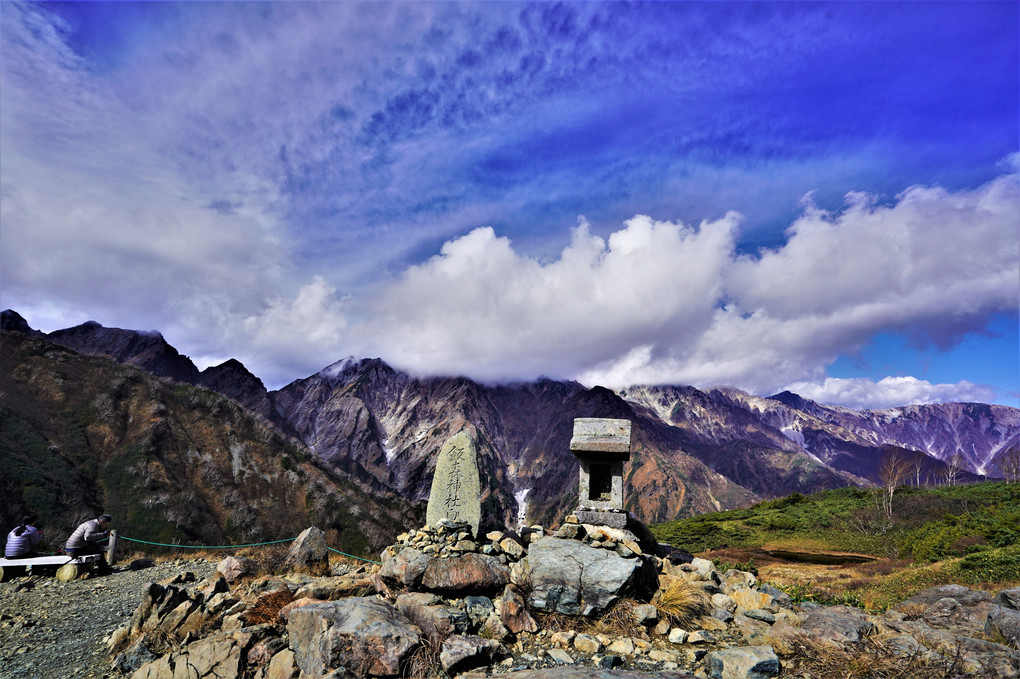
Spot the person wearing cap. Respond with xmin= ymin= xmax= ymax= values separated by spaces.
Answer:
xmin=65 ymin=513 xmax=112 ymax=559
xmin=5 ymin=514 xmax=43 ymax=558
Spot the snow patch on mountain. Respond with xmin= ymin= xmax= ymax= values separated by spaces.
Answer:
xmin=515 ymin=488 xmax=531 ymax=530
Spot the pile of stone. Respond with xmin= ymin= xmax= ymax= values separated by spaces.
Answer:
xmin=106 ymin=530 xmax=1020 ymax=679
xmin=554 ymin=517 xmax=645 ymax=559
xmin=391 ymin=520 xmax=479 ymax=559
xmin=388 ymin=520 xmax=539 ymax=564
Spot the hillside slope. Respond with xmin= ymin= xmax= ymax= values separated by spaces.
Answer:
xmin=0 ymin=331 xmax=414 ymax=554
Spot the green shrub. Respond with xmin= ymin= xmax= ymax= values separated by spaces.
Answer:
xmin=948 ymin=545 xmax=1020 ymax=583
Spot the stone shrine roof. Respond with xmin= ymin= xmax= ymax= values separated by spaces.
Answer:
xmin=570 ymin=418 xmax=632 ymax=460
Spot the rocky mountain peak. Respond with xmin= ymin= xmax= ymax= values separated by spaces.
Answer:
xmin=766 ymin=390 xmax=813 ymax=410
xmin=47 ymin=320 xmax=200 ymax=384
xmin=1 ymin=309 xmax=42 ymax=336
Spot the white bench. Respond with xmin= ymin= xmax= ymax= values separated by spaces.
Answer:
xmin=0 ymin=553 xmax=103 ymax=582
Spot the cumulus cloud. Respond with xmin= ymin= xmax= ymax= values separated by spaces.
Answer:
xmin=357 ymin=170 xmax=1018 ymax=407
xmin=782 ymin=377 xmax=998 ymax=411
xmin=351 ymin=213 xmax=739 ymax=380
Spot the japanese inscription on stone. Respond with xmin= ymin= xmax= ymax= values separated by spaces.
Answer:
xmin=426 ymin=430 xmax=481 ymax=536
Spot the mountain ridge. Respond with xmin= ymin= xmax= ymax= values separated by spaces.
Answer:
xmin=4 ymin=309 xmax=1018 ymax=534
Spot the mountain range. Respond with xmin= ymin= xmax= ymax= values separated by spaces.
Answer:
xmin=3 ymin=309 xmax=1018 ymax=543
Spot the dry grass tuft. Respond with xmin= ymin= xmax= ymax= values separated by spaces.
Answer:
xmin=785 ymin=637 xmax=963 ymax=678
xmin=243 ymin=587 xmax=293 ymax=626
xmin=238 ymin=544 xmax=289 ymax=576
xmin=531 ymin=611 xmax=577 ymax=634
xmin=655 ymin=578 xmax=712 ymax=628
xmin=531 ymin=600 xmax=647 ymax=639
xmin=403 ymin=636 xmax=442 ymax=679
xmin=591 ymin=600 xmax=637 ymax=637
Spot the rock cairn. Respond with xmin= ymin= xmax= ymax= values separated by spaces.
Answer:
xmin=388 ymin=519 xmax=538 ymax=564
xmin=554 ymin=515 xmax=645 ymax=559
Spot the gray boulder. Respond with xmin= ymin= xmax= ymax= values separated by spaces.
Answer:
xmin=286 ymin=527 xmax=329 ymax=570
xmin=216 ymin=555 xmax=258 ymax=583
xmin=922 ymin=596 xmax=997 ymax=636
xmin=378 ymin=548 xmax=510 ymax=596
xmin=464 ymin=596 xmax=495 ymax=627
xmin=891 ymin=620 xmax=1020 ymax=677
xmin=891 ymin=584 xmax=992 ymax=616
xmin=796 ymin=605 xmax=875 ymax=645
xmin=705 ymin=645 xmax=780 ymax=679
xmin=288 ymin=598 xmax=421 ymax=677
xmin=129 ymin=629 xmax=261 ymax=679
xmin=111 ymin=637 xmax=156 ymax=675
xmin=377 ymin=548 xmax=432 ymax=590
xmin=757 ymin=583 xmax=791 ymax=609
xmin=997 ymin=588 xmax=1020 ymax=610
xmin=440 ymin=634 xmax=501 ymax=675
xmin=395 ymin=592 xmax=469 ymax=643
xmin=522 ymin=537 xmax=651 ymax=616
xmin=421 ymin=552 xmax=510 ymax=595
xmin=632 ymin=603 xmax=658 ymax=626
xmin=987 ymin=605 xmax=1020 ymax=648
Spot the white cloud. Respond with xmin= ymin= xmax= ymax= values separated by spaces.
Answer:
xmin=782 ymin=377 xmax=997 ymax=410
xmin=352 ymin=213 xmax=739 ymax=381
xmin=728 ymin=175 xmax=1019 ymax=324
xmin=354 ymin=170 xmax=1017 ymax=408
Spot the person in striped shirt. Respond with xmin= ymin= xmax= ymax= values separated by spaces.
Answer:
xmin=5 ymin=515 xmax=43 ymax=558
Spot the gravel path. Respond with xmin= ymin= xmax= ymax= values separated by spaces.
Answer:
xmin=0 ymin=558 xmax=217 ymax=679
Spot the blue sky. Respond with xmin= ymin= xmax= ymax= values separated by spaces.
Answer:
xmin=1 ymin=1 xmax=1017 ymax=409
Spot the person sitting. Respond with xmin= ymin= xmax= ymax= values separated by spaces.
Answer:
xmin=5 ymin=515 xmax=43 ymax=559
xmin=65 ymin=513 xmax=112 ymax=560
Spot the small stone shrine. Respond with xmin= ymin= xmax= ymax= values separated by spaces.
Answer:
xmin=570 ymin=417 xmax=632 ymax=529
xmin=426 ymin=430 xmax=482 ymax=537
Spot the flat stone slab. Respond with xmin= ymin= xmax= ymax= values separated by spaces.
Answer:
xmin=570 ymin=418 xmax=633 ymax=459
xmin=575 ymin=510 xmax=628 ymax=529
xmin=525 ymin=537 xmax=644 ymax=616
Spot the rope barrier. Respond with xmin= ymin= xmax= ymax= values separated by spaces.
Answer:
xmin=327 ymin=546 xmax=381 ymax=565
xmin=118 ymin=535 xmax=382 ymax=565
xmin=120 ymin=536 xmax=296 ymax=549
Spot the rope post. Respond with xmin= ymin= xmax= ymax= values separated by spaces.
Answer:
xmin=105 ymin=529 xmax=118 ymax=566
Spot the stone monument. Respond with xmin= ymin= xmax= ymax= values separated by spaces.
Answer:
xmin=426 ymin=430 xmax=482 ymax=537
xmin=570 ymin=418 xmax=632 ymax=529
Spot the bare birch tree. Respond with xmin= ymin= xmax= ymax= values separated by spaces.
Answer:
xmin=943 ymin=452 xmax=966 ymax=487
xmin=879 ymin=448 xmax=913 ymax=518
xmin=997 ymin=447 xmax=1020 ymax=483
